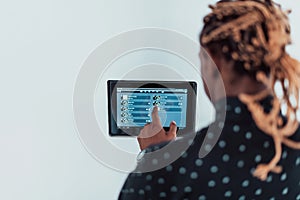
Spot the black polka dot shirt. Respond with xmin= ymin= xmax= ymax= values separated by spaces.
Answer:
xmin=119 ymin=97 xmax=300 ymax=200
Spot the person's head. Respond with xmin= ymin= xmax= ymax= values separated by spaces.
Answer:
xmin=199 ymin=0 xmax=300 ymax=107
xmin=199 ymin=0 xmax=300 ymax=181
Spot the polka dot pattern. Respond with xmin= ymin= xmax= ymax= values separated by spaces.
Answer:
xmin=245 ymin=131 xmax=252 ymax=139
xmin=282 ymin=151 xmax=288 ymax=159
xmin=224 ymin=190 xmax=232 ymax=197
xmin=222 ymin=154 xmax=230 ymax=162
xmin=204 ymin=144 xmax=212 ymax=152
xmin=237 ymin=160 xmax=245 ymax=168
xmin=263 ymin=141 xmax=270 ymax=148
xmin=190 ymin=172 xmax=198 ymax=179
xmin=242 ymin=179 xmax=250 ymax=188
xmin=159 ymin=192 xmax=166 ymax=198
xmin=179 ymin=167 xmax=187 ymax=174
xmin=164 ymin=152 xmax=170 ymax=160
xmin=195 ymin=159 xmax=203 ymax=167
xmin=222 ymin=176 xmax=230 ymax=184
xmin=296 ymin=157 xmax=300 ymax=166
xmin=280 ymin=173 xmax=287 ymax=181
xmin=218 ymin=140 xmax=226 ymax=148
xmin=266 ymin=175 xmax=273 ymax=183
xmin=158 ymin=178 xmax=165 ymax=184
xmin=208 ymin=180 xmax=216 ymax=188
xmin=218 ymin=122 xmax=225 ymax=129
xmin=145 ymin=185 xmax=151 ymax=191
xmin=119 ymin=97 xmax=300 ymax=200
xmin=235 ymin=106 xmax=241 ymax=114
xmin=146 ymin=174 xmax=152 ymax=181
xmin=166 ymin=165 xmax=173 ymax=172
xmin=233 ymin=125 xmax=240 ymax=132
xmin=254 ymin=154 xmax=262 ymax=163
xmin=210 ymin=165 xmax=218 ymax=173
xmin=198 ymin=195 xmax=206 ymax=200
xmin=207 ymin=132 xmax=214 ymax=139
xmin=138 ymin=189 xmax=144 ymax=195
xmin=238 ymin=195 xmax=246 ymax=200
xmin=282 ymin=187 xmax=288 ymax=195
xmin=181 ymin=152 xmax=188 ymax=158
xmin=255 ymin=188 xmax=262 ymax=196
xmin=170 ymin=185 xmax=177 ymax=192
xmin=152 ymin=158 xmax=158 ymax=165
xmin=184 ymin=186 xmax=192 ymax=193
xmin=239 ymin=144 xmax=246 ymax=152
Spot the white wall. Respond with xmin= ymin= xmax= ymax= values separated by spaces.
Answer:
xmin=0 ymin=0 xmax=299 ymax=200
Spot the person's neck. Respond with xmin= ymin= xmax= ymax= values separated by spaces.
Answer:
xmin=211 ymin=76 xmax=268 ymax=103
xmin=225 ymin=77 xmax=267 ymax=96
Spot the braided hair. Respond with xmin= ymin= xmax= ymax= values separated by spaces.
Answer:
xmin=200 ymin=0 xmax=300 ymax=181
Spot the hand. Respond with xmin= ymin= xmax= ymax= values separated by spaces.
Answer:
xmin=137 ymin=106 xmax=177 ymax=150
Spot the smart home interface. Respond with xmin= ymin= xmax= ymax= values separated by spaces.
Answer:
xmin=107 ymin=80 xmax=197 ymax=136
xmin=116 ymin=87 xmax=188 ymax=128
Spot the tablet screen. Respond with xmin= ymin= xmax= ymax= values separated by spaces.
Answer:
xmin=107 ymin=80 xmax=197 ymax=136
xmin=116 ymin=87 xmax=188 ymax=129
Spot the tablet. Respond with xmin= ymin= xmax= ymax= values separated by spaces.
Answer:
xmin=107 ymin=80 xmax=197 ymax=136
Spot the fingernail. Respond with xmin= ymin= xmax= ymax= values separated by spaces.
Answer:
xmin=172 ymin=121 xmax=176 ymax=125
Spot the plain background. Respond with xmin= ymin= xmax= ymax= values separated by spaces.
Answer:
xmin=0 ymin=0 xmax=299 ymax=199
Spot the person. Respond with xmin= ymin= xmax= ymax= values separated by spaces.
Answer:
xmin=118 ymin=0 xmax=300 ymax=199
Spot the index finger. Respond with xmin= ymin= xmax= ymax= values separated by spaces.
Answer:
xmin=151 ymin=106 xmax=162 ymax=127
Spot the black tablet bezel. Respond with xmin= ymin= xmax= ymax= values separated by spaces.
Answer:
xmin=107 ymin=80 xmax=197 ymax=137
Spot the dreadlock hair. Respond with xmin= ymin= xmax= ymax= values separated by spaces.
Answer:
xmin=200 ymin=0 xmax=300 ymax=181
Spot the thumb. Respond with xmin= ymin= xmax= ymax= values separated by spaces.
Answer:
xmin=167 ymin=121 xmax=177 ymax=139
